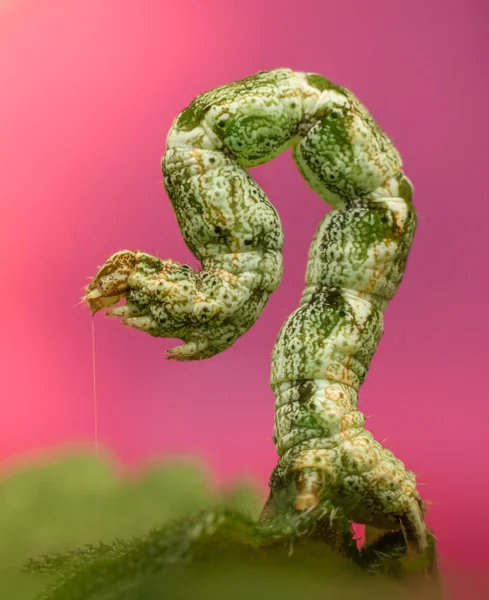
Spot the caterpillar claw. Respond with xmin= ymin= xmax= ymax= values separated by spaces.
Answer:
xmin=121 ymin=315 xmax=160 ymax=334
xmin=166 ymin=341 xmax=205 ymax=361
xmin=399 ymin=498 xmax=429 ymax=554
xmin=106 ymin=302 xmax=145 ymax=318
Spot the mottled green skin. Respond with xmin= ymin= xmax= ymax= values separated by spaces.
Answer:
xmin=265 ymin=74 xmax=425 ymax=550
xmin=83 ymin=69 xmax=427 ymax=550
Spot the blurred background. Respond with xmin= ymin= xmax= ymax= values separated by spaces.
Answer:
xmin=1 ymin=0 xmax=488 ymax=596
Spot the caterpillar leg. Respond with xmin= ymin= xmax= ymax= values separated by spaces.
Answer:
xmin=283 ymin=438 xmax=429 ymax=555
xmin=261 ymin=467 xmax=428 ymax=575
xmin=343 ymin=442 xmax=429 ymax=554
xmin=361 ymin=525 xmax=439 ymax=582
xmin=352 ymin=496 xmax=428 ymax=555
xmin=259 ymin=468 xmax=357 ymax=557
xmin=358 ymin=530 xmax=407 ymax=574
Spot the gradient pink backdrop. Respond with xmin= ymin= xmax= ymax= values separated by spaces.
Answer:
xmin=1 ymin=0 xmax=488 ymax=580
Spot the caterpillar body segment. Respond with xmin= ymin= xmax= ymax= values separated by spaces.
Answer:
xmin=83 ymin=69 xmax=429 ymax=556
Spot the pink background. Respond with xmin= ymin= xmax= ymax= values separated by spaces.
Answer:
xmin=1 ymin=0 xmax=488 ymax=578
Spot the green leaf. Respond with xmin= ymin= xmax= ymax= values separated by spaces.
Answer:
xmin=0 ymin=449 xmax=259 ymax=599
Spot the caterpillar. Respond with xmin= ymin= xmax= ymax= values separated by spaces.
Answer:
xmin=84 ymin=68 xmax=428 ymax=556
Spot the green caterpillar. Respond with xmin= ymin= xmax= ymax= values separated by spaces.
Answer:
xmin=84 ymin=68 xmax=428 ymax=554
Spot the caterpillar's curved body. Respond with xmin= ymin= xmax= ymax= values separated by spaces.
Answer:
xmin=84 ymin=69 xmax=428 ymax=554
